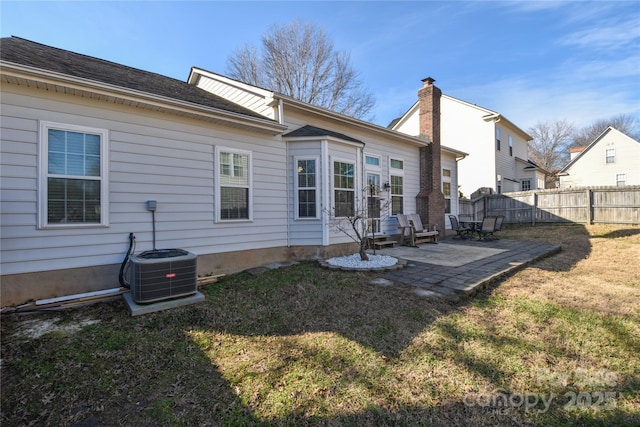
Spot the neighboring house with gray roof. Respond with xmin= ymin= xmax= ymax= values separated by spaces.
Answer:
xmin=558 ymin=127 xmax=640 ymax=189
xmin=1 ymin=37 xmax=448 ymax=306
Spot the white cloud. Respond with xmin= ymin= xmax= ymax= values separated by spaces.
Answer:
xmin=559 ymin=17 xmax=640 ymax=50
xmin=452 ymin=72 xmax=639 ymax=131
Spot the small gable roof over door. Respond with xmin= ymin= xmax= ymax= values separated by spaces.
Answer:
xmin=283 ymin=125 xmax=363 ymax=145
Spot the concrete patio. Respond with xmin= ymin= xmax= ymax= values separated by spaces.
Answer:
xmin=376 ymin=237 xmax=561 ymax=301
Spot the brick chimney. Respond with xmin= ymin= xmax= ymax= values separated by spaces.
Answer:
xmin=416 ymin=77 xmax=445 ymax=234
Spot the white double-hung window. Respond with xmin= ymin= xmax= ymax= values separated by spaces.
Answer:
xmin=333 ymin=160 xmax=355 ymax=217
xmin=296 ymin=158 xmax=318 ymax=219
xmin=38 ymin=122 xmax=109 ymax=228
xmin=390 ymin=158 xmax=404 ymax=215
xmin=217 ymin=147 xmax=252 ymax=221
xmin=605 ymin=149 xmax=616 ymax=164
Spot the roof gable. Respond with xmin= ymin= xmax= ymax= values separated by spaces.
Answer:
xmin=390 ymin=93 xmax=531 ymax=141
xmin=560 ymin=126 xmax=639 ymax=172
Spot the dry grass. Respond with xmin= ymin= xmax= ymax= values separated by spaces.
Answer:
xmin=1 ymin=223 xmax=639 ymax=426
xmin=498 ymin=224 xmax=640 ymax=317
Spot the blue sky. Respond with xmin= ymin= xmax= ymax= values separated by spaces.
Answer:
xmin=2 ymin=1 xmax=639 ymax=131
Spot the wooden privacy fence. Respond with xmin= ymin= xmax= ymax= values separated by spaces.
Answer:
xmin=459 ymin=186 xmax=640 ymax=225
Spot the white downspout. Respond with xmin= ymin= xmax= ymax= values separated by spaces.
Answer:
xmin=286 ymin=136 xmax=291 ymax=248
xmin=322 ymin=140 xmax=329 ymax=246
xmin=277 ymin=96 xmax=290 ymax=247
xmin=278 ymin=98 xmax=284 ymax=124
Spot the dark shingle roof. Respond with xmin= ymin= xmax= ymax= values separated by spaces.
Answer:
xmin=387 ymin=117 xmax=401 ymax=129
xmin=283 ymin=125 xmax=362 ymax=143
xmin=0 ymin=36 xmax=268 ymax=120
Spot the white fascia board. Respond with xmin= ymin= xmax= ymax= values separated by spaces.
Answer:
xmin=480 ymin=111 xmax=532 ymax=141
xmin=443 ymin=94 xmax=498 ymax=116
xmin=559 ymin=127 xmax=613 ymax=172
xmin=390 ymin=101 xmax=419 ymax=131
xmin=188 ymin=67 xmax=275 ymax=100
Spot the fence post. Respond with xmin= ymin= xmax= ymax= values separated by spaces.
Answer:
xmin=587 ymin=188 xmax=593 ymax=224
xmin=483 ymin=196 xmax=487 ymax=219
xmin=532 ymin=191 xmax=537 ymax=226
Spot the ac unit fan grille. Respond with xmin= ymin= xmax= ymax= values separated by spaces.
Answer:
xmin=129 ymin=250 xmax=197 ymax=304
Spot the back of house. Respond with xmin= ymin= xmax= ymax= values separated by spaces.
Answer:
xmin=1 ymin=37 xmax=441 ymax=306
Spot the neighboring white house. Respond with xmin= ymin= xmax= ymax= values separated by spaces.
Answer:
xmin=0 ymin=37 xmax=450 ymax=306
xmin=391 ymin=94 xmax=547 ymax=198
xmin=559 ymin=127 xmax=640 ymax=189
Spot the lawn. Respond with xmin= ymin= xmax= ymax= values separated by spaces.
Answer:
xmin=1 ymin=224 xmax=639 ymax=426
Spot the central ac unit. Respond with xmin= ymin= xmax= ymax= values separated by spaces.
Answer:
xmin=127 ymin=249 xmax=197 ymax=304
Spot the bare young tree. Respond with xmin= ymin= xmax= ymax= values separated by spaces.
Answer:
xmin=571 ymin=114 xmax=640 ymax=147
xmin=328 ymin=184 xmax=391 ymax=261
xmin=226 ymin=20 xmax=375 ymax=120
xmin=527 ymin=119 xmax=575 ymax=172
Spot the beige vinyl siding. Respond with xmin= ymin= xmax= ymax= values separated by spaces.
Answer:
xmin=495 ymin=129 xmax=517 ymax=192
xmin=0 ymin=85 xmax=287 ymax=276
xmin=495 ymin=127 xmax=531 ymax=193
xmin=560 ymin=129 xmax=640 ymax=188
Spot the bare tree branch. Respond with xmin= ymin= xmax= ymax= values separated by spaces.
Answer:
xmin=527 ymin=119 xmax=575 ymax=172
xmin=226 ymin=20 xmax=376 ymax=120
xmin=572 ymin=114 xmax=640 ymax=147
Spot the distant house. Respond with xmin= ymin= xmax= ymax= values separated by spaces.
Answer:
xmin=559 ymin=127 xmax=640 ymax=189
xmin=0 ymin=37 xmax=447 ymax=306
xmin=391 ymin=94 xmax=547 ymax=198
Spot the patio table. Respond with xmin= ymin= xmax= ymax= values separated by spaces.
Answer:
xmin=460 ymin=220 xmax=483 ymax=236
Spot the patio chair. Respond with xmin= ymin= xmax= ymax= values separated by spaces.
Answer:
xmin=408 ymin=213 xmax=439 ymax=245
xmin=396 ymin=214 xmax=413 ymax=246
xmin=396 ymin=213 xmax=438 ymax=246
xmin=494 ymin=215 xmax=505 ymax=239
xmin=449 ymin=215 xmax=472 ymax=239
xmin=476 ymin=216 xmax=498 ymax=240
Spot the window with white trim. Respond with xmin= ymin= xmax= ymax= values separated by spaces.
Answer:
xmin=496 ymin=128 xmax=501 ymax=151
xmin=39 ymin=122 xmax=109 ymax=228
xmin=509 ymin=135 xmax=513 ymax=156
xmin=390 ymin=158 xmax=404 ymax=215
xmin=521 ymin=179 xmax=531 ymax=191
xmin=606 ymin=149 xmax=615 ymax=164
xmin=365 ymin=155 xmax=381 ymax=168
xmin=333 ymin=161 xmax=355 ymax=217
xmin=616 ymin=173 xmax=626 ymax=186
xmin=217 ymin=148 xmax=251 ymax=220
xmin=443 ymin=182 xmax=451 ymax=214
xmin=296 ymin=158 xmax=318 ymax=218
xmin=367 ymin=173 xmax=381 ymax=233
